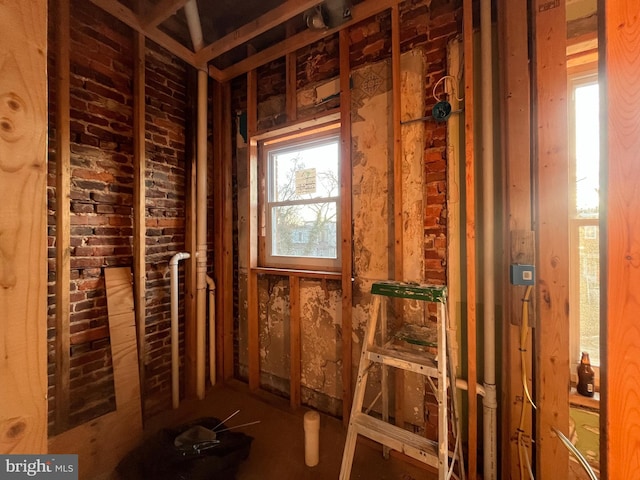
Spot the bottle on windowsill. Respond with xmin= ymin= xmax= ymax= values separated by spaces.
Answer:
xmin=577 ymin=351 xmax=595 ymax=397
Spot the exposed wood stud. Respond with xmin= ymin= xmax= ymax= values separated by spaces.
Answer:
xmin=463 ymin=0 xmax=478 ymax=476
xmin=247 ymin=67 xmax=260 ymax=391
xmin=132 ymin=31 xmax=147 ymax=419
xmin=213 ymin=81 xmax=235 ymax=382
xmin=184 ymin=69 xmax=198 ymax=398
xmin=390 ymin=3 xmax=405 ymax=428
xmin=339 ymin=28 xmax=354 ymax=424
xmin=498 ymin=0 xmax=533 ymax=476
xmin=54 ymin=0 xmax=71 ymax=435
xmin=0 ymin=0 xmax=48 ymax=454
xmin=290 ymin=276 xmax=301 ymax=408
xmin=532 ymin=0 xmax=570 ymax=477
xmin=602 ymin=0 xmax=640 ymax=477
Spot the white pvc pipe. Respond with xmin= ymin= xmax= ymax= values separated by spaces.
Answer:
xmin=480 ymin=0 xmax=497 ymax=477
xmin=170 ymin=251 xmax=191 ymax=409
xmin=304 ymin=411 xmax=320 ymax=467
xmin=183 ymin=0 xmax=204 ymax=51
xmin=455 ymin=378 xmax=487 ymax=398
xmin=195 ymin=69 xmax=208 ymax=400
xmin=185 ymin=0 xmax=208 ymax=400
xmin=206 ymin=275 xmax=216 ymax=387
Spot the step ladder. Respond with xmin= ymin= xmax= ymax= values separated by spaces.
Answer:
xmin=339 ymin=281 xmax=463 ymax=480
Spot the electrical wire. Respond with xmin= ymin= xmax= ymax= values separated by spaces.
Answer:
xmin=432 ymin=75 xmax=465 ymax=103
xmin=517 ymin=285 xmax=535 ymax=480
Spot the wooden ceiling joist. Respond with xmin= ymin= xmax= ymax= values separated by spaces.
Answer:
xmin=216 ymin=0 xmax=401 ymax=81
xmin=142 ymin=0 xmax=190 ymax=28
xmin=89 ymin=0 xmax=198 ymax=67
xmin=194 ymin=0 xmax=321 ymax=66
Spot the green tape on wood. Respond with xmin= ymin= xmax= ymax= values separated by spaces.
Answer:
xmin=371 ymin=281 xmax=447 ymax=303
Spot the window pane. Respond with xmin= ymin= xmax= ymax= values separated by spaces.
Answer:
xmin=271 ymin=141 xmax=339 ymax=202
xmin=575 ymin=83 xmax=599 ymax=218
xmin=578 ymin=224 xmax=600 ymax=366
xmin=271 ymin=202 xmax=337 ymax=259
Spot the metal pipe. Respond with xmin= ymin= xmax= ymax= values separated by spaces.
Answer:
xmin=206 ymin=275 xmax=216 ymax=387
xmin=170 ymin=251 xmax=191 ymax=409
xmin=480 ymin=0 xmax=497 ymax=477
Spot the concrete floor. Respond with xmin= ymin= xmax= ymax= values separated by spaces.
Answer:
xmin=142 ymin=381 xmax=436 ymax=480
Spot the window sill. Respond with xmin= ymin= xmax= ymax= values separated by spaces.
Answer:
xmin=569 ymin=387 xmax=600 ymax=411
xmin=253 ymin=266 xmax=342 ymax=280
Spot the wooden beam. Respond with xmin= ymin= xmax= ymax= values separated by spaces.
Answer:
xmin=184 ymin=69 xmax=198 ymax=398
xmin=213 ymin=81 xmax=235 ymax=382
xmin=194 ymin=0 xmax=321 ymax=65
xmin=142 ymin=0 xmax=189 ymax=28
xmin=54 ymin=0 xmax=71 ymax=435
xmin=463 ymin=0 xmax=478 ymax=476
xmin=601 ymin=1 xmax=640 ymax=477
xmin=247 ymin=68 xmax=260 ymax=391
xmin=390 ymin=3 xmax=406 ymax=429
xmin=220 ymin=0 xmax=401 ymax=81
xmin=88 ymin=0 xmax=199 ymax=67
xmin=532 ymin=0 xmax=570 ymax=477
xmin=0 ymin=0 xmax=48 ymax=454
xmin=339 ymin=28 xmax=353 ymax=425
xmin=497 ymin=0 xmax=533 ymax=478
xmin=132 ymin=31 xmax=147 ymax=419
xmin=286 ymin=53 xmax=297 ymax=122
xmin=290 ymin=276 xmax=301 ymax=407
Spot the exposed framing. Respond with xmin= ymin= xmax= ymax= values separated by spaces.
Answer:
xmin=463 ymin=0 xmax=478 ymax=476
xmin=601 ymin=0 xmax=640 ymax=476
xmin=532 ymin=0 xmax=570 ymax=477
xmin=498 ymin=0 xmax=533 ymax=477
xmin=54 ymin=0 xmax=72 ymax=434
xmin=132 ymin=30 xmax=147 ymax=419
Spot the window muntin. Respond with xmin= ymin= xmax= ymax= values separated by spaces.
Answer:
xmin=262 ymin=127 xmax=340 ymax=270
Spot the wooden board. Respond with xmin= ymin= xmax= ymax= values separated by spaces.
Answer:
xmin=247 ymin=68 xmax=260 ymax=390
xmin=602 ymin=1 xmax=640 ymax=478
xmin=339 ymin=28 xmax=353 ymax=424
xmin=462 ymin=0 xmax=477 ymax=476
xmin=533 ymin=0 xmax=570 ymax=477
xmin=132 ymin=31 xmax=147 ymax=418
xmin=289 ymin=276 xmax=301 ymax=407
xmin=0 ymin=0 xmax=48 ymax=455
xmin=54 ymin=0 xmax=72 ymax=434
xmin=49 ymin=267 xmax=142 ymax=478
xmin=497 ymin=0 xmax=534 ymax=477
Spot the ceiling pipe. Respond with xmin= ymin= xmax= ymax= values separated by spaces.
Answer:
xmin=184 ymin=0 xmax=204 ymax=51
xmin=480 ymin=0 xmax=497 ymax=477
xmin=184 ymin=0 xmax=208 ymax=399
xmin=195 ymin=69 xmax=208 ymax=400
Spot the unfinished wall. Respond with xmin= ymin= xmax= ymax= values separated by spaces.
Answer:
xmin=47 ymin=0 xmax=191 ymax=431
xmin=233 ymin=0 xmax=460 ymax=423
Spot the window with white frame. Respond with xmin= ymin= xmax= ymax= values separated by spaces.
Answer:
xmin=568 ymin=69 xmax=600 ymax=385
xmin=260 ymin=124 xmax=341 ymax=270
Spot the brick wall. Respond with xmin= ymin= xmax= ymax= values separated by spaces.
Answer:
xmin=47 ymin=0 xmax=190 ymax=431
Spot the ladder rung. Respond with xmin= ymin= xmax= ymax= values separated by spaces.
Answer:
xmin=349 ymin=412 xmax=440 ymax=469
xmin=366 ymin=345 xmax=439 ymax=377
